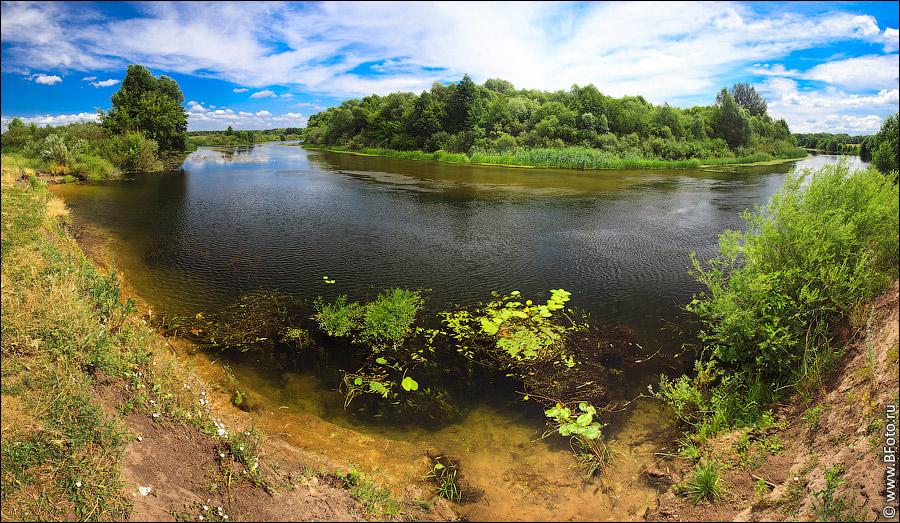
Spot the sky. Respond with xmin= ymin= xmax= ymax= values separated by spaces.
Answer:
xmin=1 ymin=1 xmax=898 ymax=134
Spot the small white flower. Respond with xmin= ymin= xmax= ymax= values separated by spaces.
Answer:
xmin=239 ymin=446 xmax=244 ymax=451
xmin=198 ymin=516 xmax=204 ymax=521
xmin=202 ymin=505 xmax=208 ymax=511
xmin=223 ymin=516 xmax=228 ymax=520
xmin=75 ymin=481 xmax=82 ymax=488
xmin=220 ymin=453 xmax=225 ymax=458
xmin=137 ymin=436 xmax=142 ymax=442
xmin=138 ymin=486 xmax=151 ymax=496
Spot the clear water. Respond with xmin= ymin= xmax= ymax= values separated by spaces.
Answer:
xmin=52 ymin=146 xmax=865 ymax=519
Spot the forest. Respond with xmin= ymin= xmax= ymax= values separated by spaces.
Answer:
xmin=302 ymin=76 xmax=806 ymax=168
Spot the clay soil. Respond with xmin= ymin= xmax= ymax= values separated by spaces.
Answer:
xmin=642 ymin=281 xmax=899 ymax=522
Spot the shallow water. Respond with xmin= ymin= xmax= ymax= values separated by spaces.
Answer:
xmin=51 ymin=146 xmax=865 ymax=519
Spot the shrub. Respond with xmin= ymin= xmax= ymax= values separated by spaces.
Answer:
xmin=688 ymin=159 xmax=899 ymax=380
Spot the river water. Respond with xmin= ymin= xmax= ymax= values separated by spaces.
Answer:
xmin=51 ymin=145 xmax=866 ymax=520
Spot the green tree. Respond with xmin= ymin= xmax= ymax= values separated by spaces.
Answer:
xmin=446 ymin=74 xmax=477 ymax=133
xmin=715 ymin=89 xmax=751 ymax=149
xmin=729 ymin=82 xmax=768 ymax=116
xmin=871 ymin=112 xmax=898 ymax=179
xmin=98 ymin=64 xmax=188 ymax=152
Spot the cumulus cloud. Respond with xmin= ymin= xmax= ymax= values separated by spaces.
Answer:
xmin=1 ymin=112 xmax=98 ymax=131
xmin=82 ymin=75 xmax=96 ymax=81
xmin=91 ymin=78 xmax=119 ymax=87
xmin=29 ymin=73 xmax=62 ymax=85
xmin=182 ymin=101 xmax=306 ymax=130
xmin=233 ymin=87 xmax=248 ymax=92
xmin=2 ymin=2 xmax=896 ymax=133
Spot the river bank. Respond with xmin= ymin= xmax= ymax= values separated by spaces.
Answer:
xmin=0 ymin=161 xmax=456 ymax=521
xmin=299 ymin=143 xmax=807 ymax=171
xmin=644 ymin=280 xmax=899 ymax=521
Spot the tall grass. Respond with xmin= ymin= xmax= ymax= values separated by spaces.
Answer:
xmin=304 ymin=144 xmax=704 ymax=170
xmin=0 ymin=159 xmax=219 ymax=520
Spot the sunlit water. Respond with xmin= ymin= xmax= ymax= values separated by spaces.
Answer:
xmin=51 ymin=146 xmax=865 ymax=519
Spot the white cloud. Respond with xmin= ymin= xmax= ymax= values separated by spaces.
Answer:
xmin=255 ymin=110 xmax=271 ymax=116
xmin=82 ymin=75 xmax=96 ymax=81
xmin=1 ymin=112 xmax=98 ymax=131
xmin=279 ymin=93 xmax=293 ymax=98
xmin=233 ymin=87 xmax=248 ymax=92
xmin=1 ymin=2 xmax=896 ymax=133
xmin=91 ymin=78 xmax=119 ymax=87
xmin=291 ymin=102 xmax=326 ymax=111
xmin=29 ymin=73 xmax=62 ymax=85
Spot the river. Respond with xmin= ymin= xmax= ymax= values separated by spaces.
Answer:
xmin=51 ymin=145 xmax=866 ymax=520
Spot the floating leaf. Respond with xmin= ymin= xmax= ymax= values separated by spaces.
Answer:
xmin=375 ymin=357 xmax=387 ymax=365
xmin=401 ymin=376 xmax=419 ymax=391
xmin=354 ymin=377 xmax=363 ymax=386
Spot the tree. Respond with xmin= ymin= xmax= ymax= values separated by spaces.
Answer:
xmin=446 ymin=74 xmax=477 ymax=133
xmin=715 ymin=89 xmax=751 ymax=149
xmin=99 ymin=64 xmax=188 ymax=152
xmin=728 ymin=82 xmax=768 ymax=116
xmin=871 ymin=112 xmax=898 ymax=179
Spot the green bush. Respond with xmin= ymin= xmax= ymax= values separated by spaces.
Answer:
xmin=360 ymin=288 xmax=424 ymax=346
xmin=110 ymin=131 xmax=163 ymax=172
xmin=688 ymin=159 xmax=899 ymax=380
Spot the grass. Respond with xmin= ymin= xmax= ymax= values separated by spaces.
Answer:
xmin=679 ymin=460 xmax=728 ymax=503
xmin=0 ymin=156 xmax=224 ymax=520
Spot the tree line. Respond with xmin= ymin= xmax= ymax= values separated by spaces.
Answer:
xmin=303 ymin=77 xmax=804 ymax=166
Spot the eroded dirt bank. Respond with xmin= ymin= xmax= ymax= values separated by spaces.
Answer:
xmin=643 ymin=281 xmax=899 ymax=522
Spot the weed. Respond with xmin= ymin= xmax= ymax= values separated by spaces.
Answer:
xmin=810 ymin=465 xmax=860 ymax=522
xmin=679 ymin=460 xmax=728 ymax=503
xmin=802 ymin=405 xmax=825 ymax=430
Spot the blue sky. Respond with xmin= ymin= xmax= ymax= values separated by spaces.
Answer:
xmin=1 ymin=1 xmax=898 ymax=134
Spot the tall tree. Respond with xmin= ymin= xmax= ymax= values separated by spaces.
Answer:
xmin=727 ymin=82 xmax=768 ymax=117
xmin=715 ymin=88 xmax=752 ymax=149
xmin=99 ymin=64 xmax=188 ymax=152
xmin=446 ymin=74 xmax=477 ymax=133
xmin=871 ymin=112 xmax=898 ymax=179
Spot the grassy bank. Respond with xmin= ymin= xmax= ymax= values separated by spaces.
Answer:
xmin=651 ymin=159 xmax=899 ymax=518
xmin=0 ymin=159 xmax=447 ymax=521
xmin=302 ymin=143 xmax=806 ymax=170
xmin=1 ymin=157 xmax=218 ymax=520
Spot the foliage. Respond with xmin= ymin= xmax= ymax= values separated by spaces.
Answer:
xmin=544 ymin=402 xmax=612 ymax=478
xmin=303 ymin=77 xmax=800 ymax=168
xmin=687 ymin=160 xmax=899 ymax=380
xmin=729 ymin=82 xmax=768 ymax=116
xmin=871 ymin=112 xmax=898 ymax=180
xmin=679 ymin=460 xmax=728 ymax=502
xmin=810 ymin=465 xmax=860 ymax=522
xmin=98 ymin=64 xmax=188 ymax=153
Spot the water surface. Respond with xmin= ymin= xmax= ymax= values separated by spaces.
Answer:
xmin=52 ymin=145 xmax=864 ymax=520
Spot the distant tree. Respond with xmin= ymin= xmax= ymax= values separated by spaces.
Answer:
xmin=728 ymin=82 xmax=768 ymax=116
xmin=98 ymin=64 xmax=188 ymax=152
xmin=715 ymin=88 xmax=751 ymax=149
xmin=483 ymin=78 xmax=515 ymax=94
xmin=446 ymin=74 xmax=477 ymax=133
xmin=871 ymin=112 xmax=898 ymax=179
xmin=8 ymin=117 xmax=25 ymax=130
xmin=859 ymin=137 xmax=873 ymax=162
xmin=226 ymin=125 xmax=234 ymax=136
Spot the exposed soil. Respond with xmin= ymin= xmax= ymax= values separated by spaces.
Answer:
xmin=66 ymin=216 xmax=457 ymax=522
xmin=643 ymin=281 xmax=900 ymax=522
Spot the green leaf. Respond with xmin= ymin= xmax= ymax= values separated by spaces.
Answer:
xmin=353 ymin=377 xmax=363 ymax=386
xmin=401 ymin=376 xmax=419 ymax=391
xmin=375 ymin=357 xmax=387 ymax=365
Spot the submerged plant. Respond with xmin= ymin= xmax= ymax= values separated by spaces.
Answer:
xmin=544 ymin=401 xmax=613 ymax=479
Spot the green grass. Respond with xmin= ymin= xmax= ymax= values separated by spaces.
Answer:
xmin=679 ymin=460 xmax=728 ymax=503
xmin=0 ymin=157 xmax=222 ymax=520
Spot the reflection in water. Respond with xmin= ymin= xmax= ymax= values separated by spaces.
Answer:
xmin=52 ymin=146 xmax=862 ymax=520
